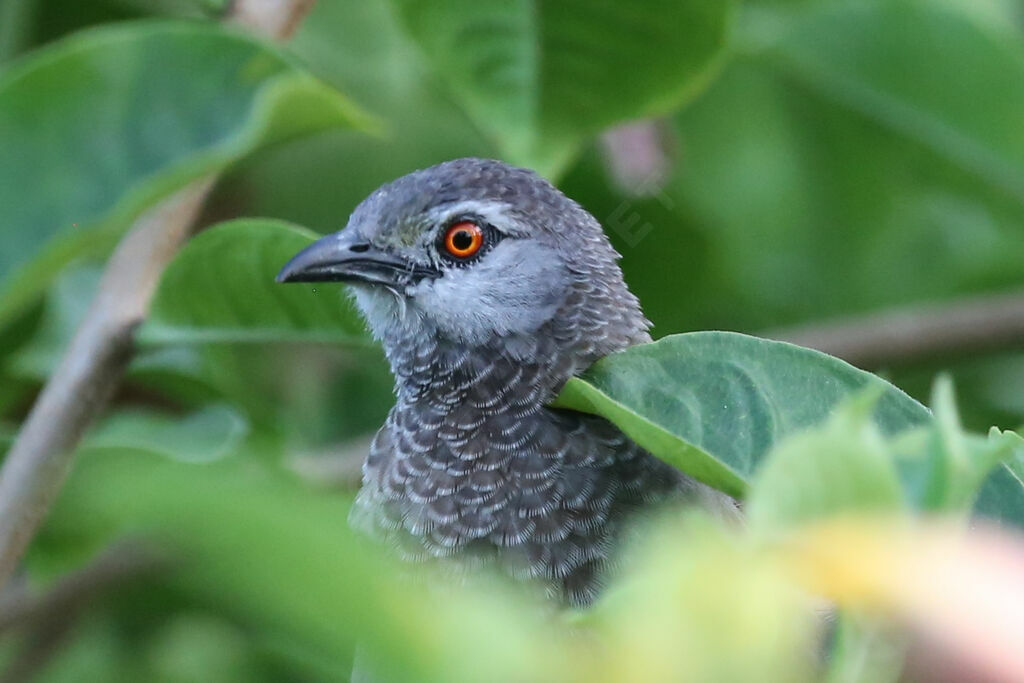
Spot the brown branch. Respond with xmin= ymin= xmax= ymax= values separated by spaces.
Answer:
xmin=0 ymin=0 xmax=320 ymax=593
xmin=0 ymin=180 xmax=213 ymax=591
xmin=763 ymin=288 xmax=1024 ymax=368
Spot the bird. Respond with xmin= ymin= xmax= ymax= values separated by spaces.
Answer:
xmin=277 ymin=158 xmax=736 ymax=606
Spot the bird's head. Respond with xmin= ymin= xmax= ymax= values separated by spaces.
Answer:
xmin=277 ymin=158 xmax=648 ymax=362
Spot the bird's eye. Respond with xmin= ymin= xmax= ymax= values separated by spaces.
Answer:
xmin=443 ymin=221 xmax=484 ymax=259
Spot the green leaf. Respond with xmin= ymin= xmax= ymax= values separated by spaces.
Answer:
xmin=0 ymin=421 xmax=15 ymax=456
xmin=141 ymin=220 xmax=369 ymax=346
xmin=746 ymin=390 xmax=906 ymax=536
xmin=552 ymin=331 xmax=930 ymax=497
xmin=81 ymin=404 xmax=249 ymax=463
xmin=894 ymin=378 xmax=1024 ymax=513
xmin=389 ymin=0 xmax=733 ymax=175
xmin=5 ymin=265 xmax=102 ymax=380
xmin=760 ymin=0 xmax=1024 ymax=206
xmin=45 ymin=449 xmax=571 ymax=682
xmin=0 ymin=20 xmax=375 ymax=330
xmin=973 ymin=434 xmax=1024 ymax=530
xmin=824 ymin=612 xmax=906 ymax=683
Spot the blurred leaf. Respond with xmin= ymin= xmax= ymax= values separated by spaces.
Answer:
xmin=81 ymin=404 xmax=249 ymax=463
xmin=45 ymin=449 xmax=573 ymax=682
xmin=787 ymin=518 xmax=1024 ymax=683
xmin=0 ymin=0 xmax=35 ymax=61
xmin=666 ymin=25 xmax=1024 ymax=334
xmin=892 ymin=379 xmax=1024 ymax=515
xmin=141 ymin=220 xmax=369 ymax=346
xmin=825 ymin=613 xmax=906 ymax=683
xmin=974 ymin=445 xmax=1024 ymax=530
xmin=747 ymin=391 xmax=905 ymax=537
xmin=588 ymin=514 xmax=816 ymax=683
xmin=5 ymin=265 xmax=102 ymax=379
xmin=552 ymin=332 xmax=930 ymax=497
xmin=761 ymin=0 xmax=1024 ymax=205
xmin=0 ymin=20 xmax=375 ymax=330
xmin=389 ymin=0 xmax=733 ymax=175
xmin=0 ymin=421 xmax=15 ymax=456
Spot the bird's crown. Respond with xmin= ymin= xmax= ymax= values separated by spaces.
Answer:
xmin=278 ymin=158 xmax=649 ymax=365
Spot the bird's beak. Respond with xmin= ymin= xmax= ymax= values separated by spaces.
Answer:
xmin=276 ymin=231 xmax=435 ymax=286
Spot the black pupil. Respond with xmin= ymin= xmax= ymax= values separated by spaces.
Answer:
xmin=452 ymin=229 xmax=475 ymax=251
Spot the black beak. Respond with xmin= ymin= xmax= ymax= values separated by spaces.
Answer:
xmin=276 ymin=231 xmax=436 ymax=286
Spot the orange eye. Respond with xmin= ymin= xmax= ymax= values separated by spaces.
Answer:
xmin=444 ymin=221 xmax=484 ymax=258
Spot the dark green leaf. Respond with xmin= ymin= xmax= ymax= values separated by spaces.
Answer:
xmin=389 ymin=0 xmax=733 ymax=175
xmin=552 ymin=332 xmax=930 ymax=497
xmin=141 ymin=220 xmax=369 ymax=346
xmin=0 ymin=20 xmax=374 ymax=329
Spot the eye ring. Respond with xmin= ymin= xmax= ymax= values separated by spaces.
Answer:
xmin=443 ymin=221 xmax=485 ymax=259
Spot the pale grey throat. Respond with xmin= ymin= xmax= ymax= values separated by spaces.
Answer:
xmin=278 ymin=157 xmax=736 ymax=605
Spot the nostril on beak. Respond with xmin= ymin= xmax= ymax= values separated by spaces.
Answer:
xmin=349 ymin=242 xmax=370 ymax=253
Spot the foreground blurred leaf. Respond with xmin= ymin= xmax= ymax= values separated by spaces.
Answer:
xmin=44 ymin=450 xmax=574 ymax=682
xmin=588 ymin=514 xmax=816 ymax=682
xmin=389 ymin=0 xmax=733 ymax=175
xmin=552 ymin=332 xmax=930 ymax=497
xmin=825 ymin=614 xmax=905 ymax=683
xmin=45 ymin=447 xmax=822 ymax=682
xmin=747 ymin=391 xmax=906 ymax=536
xmin=788 ymin=518 xmax=1024 ymax=683
xmin=0 ymin=20 xmax=374 ymax=329
xmin=141 ymin=220 xmax=368 ymax=345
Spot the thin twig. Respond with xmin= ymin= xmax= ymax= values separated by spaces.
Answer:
xmin=0 ymin=0 xmax=321 ymax=593
xmin=763 ymin=288 xmax=1024 ymax=368
xmin=0 ymin=180 xmax=213 ymax=591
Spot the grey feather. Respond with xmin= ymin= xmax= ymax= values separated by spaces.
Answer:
xmin=288 ymin=158 xmax=736 ymax=606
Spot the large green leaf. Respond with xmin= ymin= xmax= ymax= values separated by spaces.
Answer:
xmin=552 ymin=332 xmax=930 ymax=497
xmin=760 ymin=0 xmax=1024 ymax=205
xmin=0 ymin=20 xmax=374 ymax=330
xmin=389 ymin=0 xmax=733 ymax=175
xmin=44 ymin=449 xmax=576 ymax=682
xmin=141 ymin=220 xmax=368 ymax=345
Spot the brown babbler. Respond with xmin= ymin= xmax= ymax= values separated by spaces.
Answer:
xmin=278 ymin=158 xmax=736 ymax=606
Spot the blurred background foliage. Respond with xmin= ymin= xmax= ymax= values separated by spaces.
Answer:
xmin=2 ymin=0 xmax=1024 ymax=680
